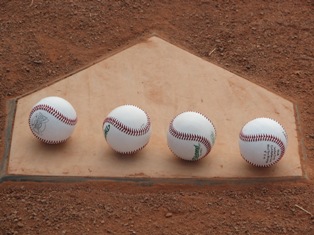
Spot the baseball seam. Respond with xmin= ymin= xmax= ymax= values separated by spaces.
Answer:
xmin=168 ymin=120 xmax=212 ymax=161
xmin=239 ymin=132 xmax=286 ymax=167
xmin=103 ymin=116 xmax=151 ymax=137
xmin=30 ymin=104 xmax=77 ymax=126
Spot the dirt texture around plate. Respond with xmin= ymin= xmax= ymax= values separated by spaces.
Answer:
xmin=0 ymin=1 xmax=313 ymax=234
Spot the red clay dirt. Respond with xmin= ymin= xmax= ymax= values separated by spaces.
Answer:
xmin=0 ymin=1 xmax=313 ymax=234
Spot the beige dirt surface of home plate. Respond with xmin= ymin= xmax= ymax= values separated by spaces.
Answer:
xmin=5 ymin=36 xmax=303 ymax=181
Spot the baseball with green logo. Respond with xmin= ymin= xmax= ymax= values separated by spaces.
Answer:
xmin=167 ymin=111 xmax=216 ymax=161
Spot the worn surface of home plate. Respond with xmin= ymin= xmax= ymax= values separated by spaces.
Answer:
xmin=3 ymin=36 xmax=303 ymax=181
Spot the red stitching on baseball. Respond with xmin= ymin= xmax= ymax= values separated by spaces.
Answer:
xmin=103 ymin=115 xmax=151 ymax=136
xmin=239 ymin=131 xmax=286 ymax=167
xmin=192 ymin=111 xmax=217 ymax=136
xmin=168 ymin=119 xmax=212 ymax=160
xmin=30 ymin=104 xmax=77 ymax=126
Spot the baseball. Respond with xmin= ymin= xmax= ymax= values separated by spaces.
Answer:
xmin=29 ymin=96 xmax=77 ymax=144
xmin=103 ymin=104 xmax=152 ymax=154
xmin=167 ymin=111 xmax=216 ymax=161
xmin=239 ymin=117 xmax=288 ymax=167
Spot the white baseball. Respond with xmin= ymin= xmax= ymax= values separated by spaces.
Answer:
xmin=29 ymin=96 xmax=77 ymax=144
xmin=239 ymin=117 xmax=288 ymax=167
xmin=103 ymin=105 xmax=152 ymax=154
xmin=167 ymin=111 xmax=216 ymax=161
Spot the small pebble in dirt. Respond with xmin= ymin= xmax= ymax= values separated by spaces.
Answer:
xmin=165 ymin=212 xmax=173 ymax=218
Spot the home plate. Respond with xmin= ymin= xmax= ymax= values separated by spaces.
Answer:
xmin=2 ymin=36 xmax=303 ymax=182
